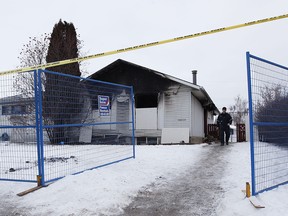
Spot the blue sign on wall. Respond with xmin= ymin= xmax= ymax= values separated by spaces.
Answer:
xmin=98 ymin=95 xmax=110 ymax=116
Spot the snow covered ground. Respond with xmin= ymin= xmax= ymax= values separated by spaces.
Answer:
xmin=0 ymin=142 xmax=133 ymax=183
xmin=0 ymin=142 xmax=287 ymax=215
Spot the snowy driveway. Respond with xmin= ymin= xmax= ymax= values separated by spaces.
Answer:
xmin=0 ymin=143 xmax=233 ymax=216
xmin=119 ymin=144 xmax=231 ymax=216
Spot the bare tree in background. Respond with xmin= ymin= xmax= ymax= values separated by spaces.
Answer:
xmin=14 ymin=34 xmax=50 ymax=97
xmin=229 ymin=95 xmax=248 ymax=124
xmin=14 ymin=30 xmax=85 ymax=101
xmin=18 ymin=34 xmax=50 ymax=68
xmin=10 ymin=34 xmax=50 ymax=127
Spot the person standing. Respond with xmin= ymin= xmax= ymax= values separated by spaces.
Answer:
xmin=217 ymin=107 xmax=232 ymax=146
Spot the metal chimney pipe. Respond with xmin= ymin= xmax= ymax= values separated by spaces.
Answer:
xmin=192 ymin=70 xmax=197 ymax=85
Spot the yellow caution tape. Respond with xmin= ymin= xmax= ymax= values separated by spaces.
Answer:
xmin=1 ymin=13 xmax=287 ymax=76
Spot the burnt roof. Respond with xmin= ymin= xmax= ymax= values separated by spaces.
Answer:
xmin=88 ymin=59 xmax=176 ymax=94
xmin=88 ymin=59 xmax=219 ymax=114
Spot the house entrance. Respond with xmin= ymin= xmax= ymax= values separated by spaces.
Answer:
xmin=207 ymin=124 xmax=246 ymax=142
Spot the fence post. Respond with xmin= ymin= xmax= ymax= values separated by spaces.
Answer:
xmin=246 ymin=51 xmax=256 ymax=195
xmin=34 ymin=69 xmax=45 ymax=186
xmin=130 ymin=86 xmax=136 ymax=158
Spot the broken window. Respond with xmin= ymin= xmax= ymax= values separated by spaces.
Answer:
xmin=135 ymin=93 xmax=158 ymax=108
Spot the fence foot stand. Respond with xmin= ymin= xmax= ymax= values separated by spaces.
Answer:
xmin=242 ymin=182 xmax=265 ymax=208
xmin=17 ymin=175 xmax=44 ymax=197
xmin=37 ymin=175 xmax=42 ymax=186
xmin=246 ymin=182 xmax=251 ymax=198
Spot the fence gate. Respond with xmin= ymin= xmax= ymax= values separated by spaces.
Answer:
xmin=246 ymin=52 xmax=288 ymax=195
xmin=207 ymin=124 xmax=219 ymax=140
xmin=0 ymin=69 xmax=135 ymax=185
xmin=236 ymin=124 xmax=246 ymax=142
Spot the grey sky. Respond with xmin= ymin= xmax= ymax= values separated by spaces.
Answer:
xmin=1 ymin=0 xmax=287 ymax=109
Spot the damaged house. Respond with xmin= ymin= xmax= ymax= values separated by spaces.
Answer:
xmin=88 ymin=59 xmax=219 ymax=144
xmin=0 ymin=60 xmax=219 ymax=145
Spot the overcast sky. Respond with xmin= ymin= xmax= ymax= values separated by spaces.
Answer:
xmin=1 ymin=0 xmax=287 ymax=109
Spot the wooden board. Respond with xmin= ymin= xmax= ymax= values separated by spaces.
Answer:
xmin=249 ymin=196 xmax=265 ymax=208
xmin=17 ymin=186 xmax=43 ymax=196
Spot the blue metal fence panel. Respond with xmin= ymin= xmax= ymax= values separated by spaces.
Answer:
xmin=0 ymin=69 xmax=135 ymax=185
xmin=0 ymin=70 xmax=38 ymax=183
xmin=246 ymin=52 xmax=288 ymax=195
xmin=39 ymin=70 xmax=135 ymax=184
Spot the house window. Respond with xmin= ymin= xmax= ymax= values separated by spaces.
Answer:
xmin=135 ymin=93 xmax=158 ymax=108
xmin=13 ymin=105 xmax=27 ymax=114
xmin=2 ymin=106 xmax=10 ymax=115
xmin=2 ymin=105 xmax=27 ymax=115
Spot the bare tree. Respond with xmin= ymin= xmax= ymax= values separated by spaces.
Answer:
xmin=229 ymin=95 xmax=248 ymax=124
xmin=14 ymin=33 xmax=50 ymax=96
xmin=18 ymin=33 xmax=50 ymax=68
xmin=10 ymin=34 xmax=50 ymax=127
xmin=14 ymin=30 xmax=85 ymax=100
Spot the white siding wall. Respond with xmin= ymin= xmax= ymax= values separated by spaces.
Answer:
xmin=191 ymin=94 xmax=204 ymax=137
xmin=157 ymin=93 xmax=164 ymax=129
xmin=0 ymin=106 xmax=48 ymax=143
xmin=163 ymin=85 xmax=191 ymax=129
xmin=136 ymin=108 xmax=157 ymax=129
xmin=92 ymin=100 xmax=117 ymax=131
xmin=116 ymin=100 xmax=129 ymax=132
xmin=129 ymin=99 xmax=134 ymax=130
xmin=245 ymin=114 xmax=250 ymax=141
xmin=92 ymin=98 xmax=131 ymax=132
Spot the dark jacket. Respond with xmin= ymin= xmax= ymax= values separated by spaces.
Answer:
xmin=217 ymin=113 xmax=232 ymax=129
